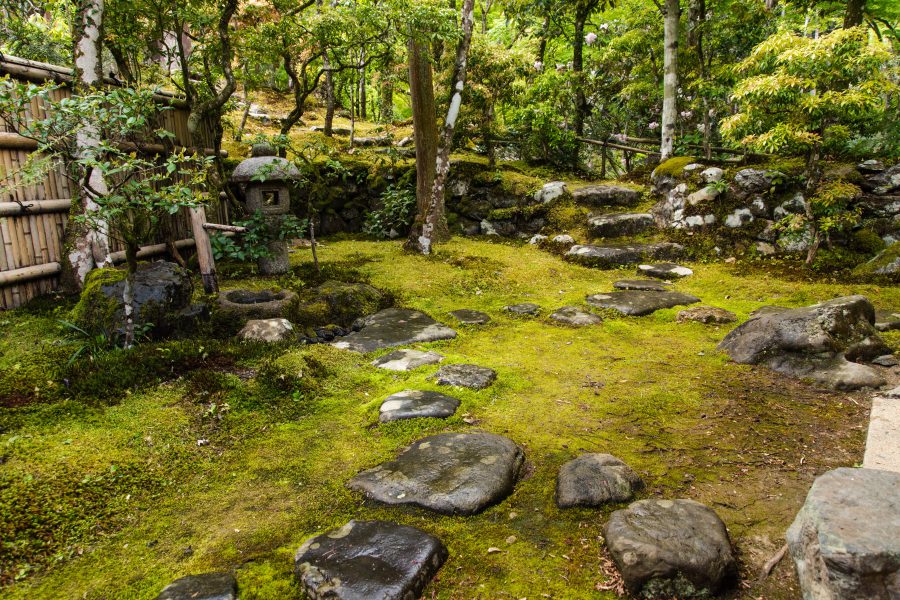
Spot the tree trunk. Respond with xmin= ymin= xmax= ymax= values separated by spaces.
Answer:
xmin=380 ymin=76 xmax=394 ymax=123
xmin=67 ymin=0 xmax=112 ymax=289
xmin=804 ymin=144 xmax=822 ymax=266
xmin=235 ymin=83 xmax=250 ymax=142
xmin=660 ymin=0 xmax=680 ymax=161
xmin=405 ymin=37 xmax=439 ymax=252
xmin=573 ymin=3 xmax=588 ymax=137
xmin=122 ymin=243 xmax=138 ymax=348
xmin=844 ymin=0 xmax=865 ymax=28
xmin=186 ymin=0 xmax=237 ymax=138
xmin=537 ymin=13 xmax=550 ymax=65
xmin=323 ymin=57 xmax=335 ymax=136
xmin=411 ymin=0 xmax=476 ymax=255
xmin=359 ymin=63 xmax=367 ymax=120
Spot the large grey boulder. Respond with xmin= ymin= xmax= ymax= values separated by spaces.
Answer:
xmin=588 ymin=213 xmax=655 ymax=238
xmin=718 ymin=296 xmax=887 ymax=390
xmin=371 ymin=349 xmax=444 ymax=371
xmin=379 ymin=390 xmax=460 ymax=422
xmin=294 ymin=520 xmax=447 ymax=600
xmin=565 ymin=243 xmax=685 ymax=269
xmin=605 ymin=499 xmax=737 ymax=598
xmin=333 ymin=308 xmax=457 ymax=352
xmin=733 ymin=168 xmax=785 ymax=195
xmin=154 ymin=573 xmax=237 ymax=600
xmin=572 ymin=184 xmax=642 ymax=206
xmin=556 ymin=454 xmax=643 ymax=508
xmin=786 ymin=468 xmax=900 ymax=600
xmin=348 ymin=432 xmax=525 ymax=515
xmin=586 ymin=290 xmax=700 ymax=316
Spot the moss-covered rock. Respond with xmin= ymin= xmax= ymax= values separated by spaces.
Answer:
xmin=287 ymin=280 xmax=391 ymax=329
xmin=258 ymin=344 xmax=349 ymax=392
xmin=852 ymin=243 xmax=900 ymax=282
xmin=652 ymin=157 xmax=697 ymax=179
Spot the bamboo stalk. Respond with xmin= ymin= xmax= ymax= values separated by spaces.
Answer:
xmin=0 ymin=261 xmax=60 ymax=286
xmin=0 ymin=131 xmax=226 ymax=157
xmin=190 ymin=207 xmax=219 ymax=294
xmin=0 ymin=199 xmax=71 ymax=216
xmin=201 ymin=222 xmax=247 ymax=233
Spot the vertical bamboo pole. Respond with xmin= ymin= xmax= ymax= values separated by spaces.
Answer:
xmin=189 ymin=206 xmax=218 ymax=294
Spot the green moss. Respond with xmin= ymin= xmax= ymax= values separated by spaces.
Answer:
xmin=67 ymin=267 xmax=125 ymax=336
xmin=652 ymin=156 xmax=696 ymax=178
xmin=486 ymin=203 xmax=547 ymax=222
xmin=852 ymin=243 xmax=900 ymax=282
xmin=544 ymin=199 xmax=589 ymax=236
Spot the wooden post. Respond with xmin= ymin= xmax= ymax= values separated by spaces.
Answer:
xmin=189 ymin=206 xmax=218 ymax=294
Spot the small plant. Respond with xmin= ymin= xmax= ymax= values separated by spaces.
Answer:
xmin=363 ymin=184 xmax=417 ymax=239
xmin=209 ymin=210 xmax=308 ymax=261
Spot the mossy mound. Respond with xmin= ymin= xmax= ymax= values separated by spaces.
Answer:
xmin=68 ymin=267 xmax=125 ymax=336
xmin=288 ymin=280 xmax=391 ymax=329
xmin=852 ymin=243 xmax=900 ymax=283
xmin=258 ymin=345 xmax=349 ymax=393
xmin=652 ymin=156 xmax=697 ymax=179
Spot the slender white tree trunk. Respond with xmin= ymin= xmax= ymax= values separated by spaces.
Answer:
xmin=660 ymin=0 xmax=680 ymax=161
xmin=70 ymin=0 xmax=112 ymax=287
xmin=415 ymin=0 xmax=476 ymax=255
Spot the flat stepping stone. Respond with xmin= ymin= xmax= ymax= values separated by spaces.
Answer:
xmin=503 ymin=302 xmax=541 ymax=316
xmin=588 ymin=213 xmax=654 ymax=237
xmin=154 ymin=573 xmax=237 ymax=600
xmin=875 ymin=309 xmax=900 ymax=332
xmin=865 ymin=392 xmax=900 ymax=471
xmin=449 ymin=309 xmax=491 ymax=325
xmin=787 ymin=468 xmax=900 ymax=599
xmin=605 ymin=499 xmax=737 ymax=598
xmin=638 ymin=262 xmax=693 ymax=279
xmin=237 ymin=318 xmax=295 ymax=342
xmin=294 ymin=520 xmax=447 ymax=600
xmin=677 ymin=306 xmax=737 ymax=324
xmin=348 ymin=432 xmax=525 ymax=515
xmin=586 ymin=290 xmax=700 ymax=316
xmin=556 ymin=454 xmax=644 ymax=508
xmin=572 ymin=184 xmax=641 ymax=206
xmin=371 ymin=349 xmax=444 ymax=371
xmin=565 ymin=243 xmax=684 ymax=269
xmin=333 ymin=308 xmax=457 ymax=352
xmin=379 ymin=390 xmax=460 ymax=422
xmin=549 ymin=306 xmax=602 ymax=326
xmin=432 ymin=364 xmax=496 ymax=389
xmin=613 ymin=279 xmax=673 ymax=292
xmin=873 ymin=354 xmax=898 ymax=367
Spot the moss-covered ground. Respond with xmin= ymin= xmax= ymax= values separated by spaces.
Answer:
xmin=2 ymin=237 xmax=898 ymax=599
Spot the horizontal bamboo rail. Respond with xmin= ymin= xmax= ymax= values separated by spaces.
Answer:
xmin=0 ymin=131 xmax=225 ymax=157
xmin=0 ymin=199 xmax=71 ymax=216
xmin=578 ymin=137 xmax=662 ymax=157
xmin=0 ymin=262 xmax=62 ymax=286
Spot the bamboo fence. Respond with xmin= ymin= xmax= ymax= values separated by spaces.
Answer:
xmin=0 ymin=55 xmax=230 ymax=309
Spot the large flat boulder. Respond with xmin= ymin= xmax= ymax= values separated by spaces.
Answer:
xmin=379 ymin=390 xmax=460 ymax=422
xmin=549 ymin=306 xmax=603 ymax=326
xmin=718 ymin=296 xmax=886 ymax=390
xmin=432 ymin=364 xmax=497 ymax=389
xmin=605 ymin=499 xmax=737 ymax=598
xmin=588 ymin=213 xmax=655 ymax=237
xmin=371 ymin=349 xmax=444 ymax=371
xmin=787 ymin=468 xmax=900 ymax=600
xmin=333 ymin=308 xmax=457 ymax=352
xmin=294 ymin=520 xmax=447 ymax=600
xmin=348 ymin=432 xmax=525 ymax=515
xmin=572 ymin=185 xmax=642 ymax=206
xmin=586 ymin=290 xmax=700 ymax=316
xmin=565 ymin=243 xmax=684 ymax=269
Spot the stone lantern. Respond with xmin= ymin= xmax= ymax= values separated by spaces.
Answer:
xmin=230 ymin=143 xmax=301 ymax=275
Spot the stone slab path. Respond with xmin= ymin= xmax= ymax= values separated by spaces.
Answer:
xmin=333 ymin=308 xmax=457 ymax=352
xmin=864 ymin=386 xmax=900 ymax=473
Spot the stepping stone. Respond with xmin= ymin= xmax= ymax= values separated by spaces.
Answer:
xmin=875 ymin=309 xmax=900 ymax=332
xmin=676 ymin=306 xmax=737 ymax=324
xmin=379 ymin=390 xmax=460 ymax=422
xmin=572 ymin=184 xmax=641 ymax=206
xmin=371 ymin=349 xmax=444 ymax=371
xmin=588 ymin=213 xmax=654 ymax=238
xmin=767 ymin=354 xmax=885 ymax=391
xmin=872 ymin=354 xmax=898 ymax=367
xmin=432 ymin=364 xmax=496 ymax=389
xmin=333 ymin=308 xmax=457 ymax=352
xmin=347 ymin=432 xmax=525 ymax=515
xmin=586 ymin=290 xmax=700 ymax=316
xmin=503 ymin=302 xmax=541 ymax=316
xmin=237 ymin=318 xmax=295 ymax=342
xmin=556 ymin=454 xmax=644 ymax=508
xmin=549 ymin=306 xmax=602 ymax=326
xmin=294 ymin=520 xmax=447 ymax=600
xmin=155 ymin=573 xmax=237 ymax=600
xmin=565 ymin=243 xmax=684 ymax=269
xmin=605 ymin=499 xmax=737 ymax=598
xmin=787 ymin=468 xmax=900 ymax=599
xmin=449 ymin=309 xmax=491 ymax=325
xmin=638 ymin=262 xmax=693 ymax=279
xmin=613 ymin=279 xmax=673 ymax=292
xmin=865 ymin=393 xmax=900 ymax=472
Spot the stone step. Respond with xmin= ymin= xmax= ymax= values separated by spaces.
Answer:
xmin=565 ymin=242 xmax=685 ymax=269
xmin=572 ymin=184 xmax=642 ymax=207
xmin=864 ymin=386 xmax=900 ymax=472
xmin=587 ymin=213 xmax=655 ymax=238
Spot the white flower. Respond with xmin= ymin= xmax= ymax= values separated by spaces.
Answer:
xmin=599 ymin=23 xmax=609 ymax=32
xmin=709 ymin=108 xmax=716 ymax=117
xmin=680 ymin=110 xmax=693 ymax=119
xmin=534 ymin=61 xmax=543 ymax=71
xmin=648 ymin=121 xmax=660 ymax=130
xmin=696 ymin=124 xmax=706 ymax=133
xmin=585 ymin=32 xmax=598 ymax=45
